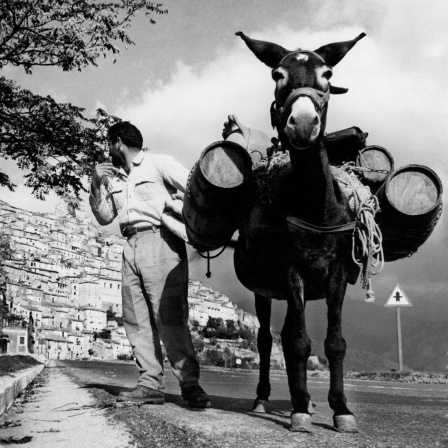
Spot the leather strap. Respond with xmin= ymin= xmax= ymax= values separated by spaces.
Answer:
xmin=123 ymin=225 xmax=161 ymax=237
xmin=286 ymin=215 xmax=357 ymax=234
xmin=271 ymin=86 xmax=330 ymax=129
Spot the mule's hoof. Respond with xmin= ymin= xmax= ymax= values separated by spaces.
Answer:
xmin=308 ymin=401 xmax=316 ymax=415
xmin=252 ymin=399 xmax=268 ymax=414
xmin=290 ymin=413 xmax=312 ymax=433
xmin=333 ymin=414 xmax=359 ymax=433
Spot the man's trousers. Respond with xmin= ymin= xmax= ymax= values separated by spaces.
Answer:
xmin=121 ymin=227 xmax=200 ymax=391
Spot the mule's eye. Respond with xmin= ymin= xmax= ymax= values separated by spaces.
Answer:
xmin=322 ymin=70 xmax=333 ymax=80
xmin=272 ymin=71 xmax=284 ymax=82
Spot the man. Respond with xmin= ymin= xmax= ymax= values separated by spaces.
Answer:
xmin=90 ymin=121 xmax=210 ymax=408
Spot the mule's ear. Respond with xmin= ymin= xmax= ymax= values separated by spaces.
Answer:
xmin=236 ymin=31 xmax=289 ymax=68
xmin=329 ymin=84 xmax=349 ymax=94
xmin=314 ymin=33 xmax=366 ymax=67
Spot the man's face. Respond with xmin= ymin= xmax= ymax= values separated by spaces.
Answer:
xmin=107 ymin=137 xmax=122 ymax=168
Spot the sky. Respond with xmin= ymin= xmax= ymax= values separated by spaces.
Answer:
xmin=1 ymin=0 xmax=448 ymax=328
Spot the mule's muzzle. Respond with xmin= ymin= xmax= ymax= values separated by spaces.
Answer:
xmin=271 ymin=87 xmax=330 ymax=148
xmin=272 ymin=87 xmax=330 ymax=125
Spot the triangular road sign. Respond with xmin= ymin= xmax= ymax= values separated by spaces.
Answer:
xmin=384 ymin=282 xmax=413 ymax=307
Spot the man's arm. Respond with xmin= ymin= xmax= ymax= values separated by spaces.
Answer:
xmin=160 ymin=156 xmax=190 ymax=193
xmin=89 ymin=163 xmax=118 ymax=225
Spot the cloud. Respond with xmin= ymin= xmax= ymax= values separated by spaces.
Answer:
xmin=113 ymin=16 xmax=448 ymax=233
xmin=111 ymin=8 xmax=448 ymax=320
xmin=4 ymin=0 xmax=447 ymax=327
xmin=113 ymin=42 xmax=276 ymax=169
xmin=113 ymin=12 xmax=448 ymax=170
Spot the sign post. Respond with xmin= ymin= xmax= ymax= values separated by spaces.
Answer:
xmin=384 ymin=282 xmax=413 ymax=371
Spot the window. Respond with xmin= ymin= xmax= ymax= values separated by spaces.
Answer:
xmin=19 ymin=337 xmax=25 ymax=345
xmin=117 ymin=284 xmax=120 ymax=290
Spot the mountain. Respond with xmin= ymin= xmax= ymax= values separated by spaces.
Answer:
xmin=305 ymin=296 xmax=448 ymax=372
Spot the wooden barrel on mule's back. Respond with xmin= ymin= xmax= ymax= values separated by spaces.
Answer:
xmin=356 ymin=145 xmax=394 ymax=193
xmin=183 ymin=141 xmax=252 ymax=251
xmin=375 ymin=164 xmax=443 ymax=262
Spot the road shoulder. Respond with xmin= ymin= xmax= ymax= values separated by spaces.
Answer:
xmin=0 ymin=362 xmax=44 ymax=416
xmin=0 ymin=364 xmax=135 ymax=448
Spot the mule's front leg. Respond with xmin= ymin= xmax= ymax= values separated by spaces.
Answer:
xmin=325 ymin=268 xmax=358 ymax=433
xmin=282 ymin=272 xmax=312 ymax=432
xmin=252 ymin=294 xmax=272 ymax=413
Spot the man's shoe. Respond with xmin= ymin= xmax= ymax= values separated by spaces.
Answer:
xmin=182 ymin=385 xmax=211 ymax=408
xmin=117 ymin=385 xmax=165 ymax=404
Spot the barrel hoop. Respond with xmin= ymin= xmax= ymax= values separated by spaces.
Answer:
xmin=356 ymin=146 xmax=394 ymax=175
xmin=185 ymin=162 xmax=197 ymax=200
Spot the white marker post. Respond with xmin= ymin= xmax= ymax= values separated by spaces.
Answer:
xmin=384 ymin=282 xmax=413 ymax=371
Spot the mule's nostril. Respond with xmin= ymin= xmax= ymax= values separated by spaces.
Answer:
xmin=288 ymin=115 xmax=296 ymax=126
xmin=313 ymin=116 xmax=319 ymax=124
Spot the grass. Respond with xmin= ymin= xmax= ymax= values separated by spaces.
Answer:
xmin=0 ymin=355 xmax=42 ymax=376
xmin=345 ymin=370 xmax=448 ymax=384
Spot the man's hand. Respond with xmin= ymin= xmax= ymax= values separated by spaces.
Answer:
xmin=91 ymin=163 xmax=118 ymax=189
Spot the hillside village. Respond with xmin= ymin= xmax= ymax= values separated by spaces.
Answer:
xmin=0 ymin=200 xmax=275 ymax=366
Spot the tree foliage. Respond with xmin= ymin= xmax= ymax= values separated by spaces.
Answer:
xmin=0 ymin=235 xmax=12 ymax=264
xmin=98 ymin=328 xmax=112 ymax=339
xmin=0 ymin=234 xmax=12 ymax=294
xmin=0 ymin=0 xmax=167 ymax=73
xmin=0 ymin=0 xmax=167 ymax=210
xmin=1 ymin=79 xmax=119 ymax=210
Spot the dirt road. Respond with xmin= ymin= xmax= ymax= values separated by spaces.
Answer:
xmin=61 ymin=360 xmax=448 ymax=448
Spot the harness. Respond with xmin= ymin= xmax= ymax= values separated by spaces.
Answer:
xmin=284 ymin=199 xmax=381 ymax=302
xmin=286 ymin=215 xmax=357 ymax=234
xmin=270 ymin=87 xmax=330 ymax=130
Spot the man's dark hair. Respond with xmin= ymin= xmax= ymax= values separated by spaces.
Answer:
xmin=108 ymin=121 xmax=143 ymax=149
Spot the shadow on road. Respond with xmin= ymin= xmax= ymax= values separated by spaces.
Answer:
xmin=79 ymin=382 xmax=296 ymax=429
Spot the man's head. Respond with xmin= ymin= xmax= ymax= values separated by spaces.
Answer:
xmin=107 ymin=121 xmax=143 ymax=167
xmin=108 ymin=121 xmax=143 ymax=149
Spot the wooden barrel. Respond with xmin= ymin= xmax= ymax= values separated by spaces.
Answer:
xmin=356 ymin=145 xmax=394 ymax=193
xmin=182 ymin=140 xmax=252 ymax=251
xmin=375 ymin=164 xmax=443 ymax=261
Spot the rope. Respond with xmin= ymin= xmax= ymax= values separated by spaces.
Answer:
xmin=197 ymin=246 xmax=227 ymax=278
xmin=339 ymin=162 xmax=384 ymax=302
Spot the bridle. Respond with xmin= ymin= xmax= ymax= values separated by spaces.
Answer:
xmin=270 ymin=86 xmax=330 ymax=130
xmin=270 ymin=50 xmax=331 ymax=131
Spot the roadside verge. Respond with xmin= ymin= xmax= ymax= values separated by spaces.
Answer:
xmin=0 ymin=362 xmax=45 ymax=416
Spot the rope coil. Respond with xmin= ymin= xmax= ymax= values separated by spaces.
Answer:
xmin=338 ymin=162 xmax=384 ymax=302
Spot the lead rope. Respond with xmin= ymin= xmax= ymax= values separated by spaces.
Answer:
xmin=340 ymin=163 xmax=384 ymax=302
xmin=197 ymin=246 xmax=227 ymax=278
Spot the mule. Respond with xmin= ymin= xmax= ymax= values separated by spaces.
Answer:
xmin=234 ymin=31 xmax=366 ymax=433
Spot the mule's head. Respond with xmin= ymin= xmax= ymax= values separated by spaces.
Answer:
xmin=236 ymin=32 xmax=365 ymax=150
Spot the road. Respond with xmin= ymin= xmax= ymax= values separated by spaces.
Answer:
xmin=54 ymin=360 xmax=448 ymax=448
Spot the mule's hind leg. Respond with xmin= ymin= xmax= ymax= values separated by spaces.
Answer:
xmin=282 ymin=271 xmax=312 ymax=432
xmin=325 ymin=267 xmax=358 ymax=433
xmin=252 ymin=294 xmax=272 ymax=413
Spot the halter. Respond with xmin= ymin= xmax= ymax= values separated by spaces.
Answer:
xmin=271 ymin=86 xmax=330 ymax=129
